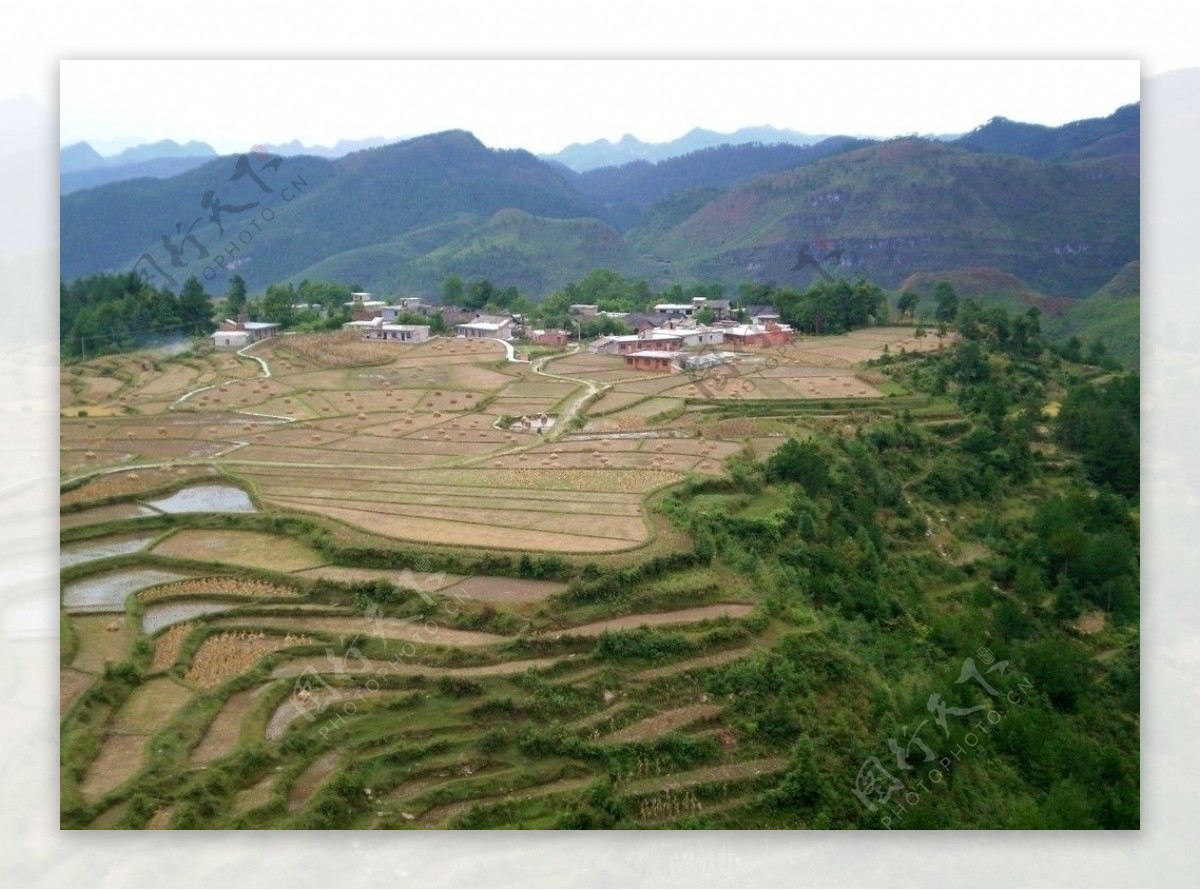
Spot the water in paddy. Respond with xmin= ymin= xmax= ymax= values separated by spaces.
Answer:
xmin=60 ymin=534 xmax=157 ymax=569
xmin=146 ymin=485 xmax=256 ymax=514
xmin=62 ymin=568 xmax=192 ymax=613
xmin=142 ymin=599 xmax=238 ymax=634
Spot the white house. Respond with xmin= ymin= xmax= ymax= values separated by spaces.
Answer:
xmin=655 ymin=327 xmax=725 ymax=348
xmin=211 ymin=330 xmax=250 ymax=350
xmin=654 ymin=302 xmax=697 ymax=318
xmin=456 ymin=317 xmax=513 ymax=341
xmin=367 ymin=323 xmax=431 ymax=343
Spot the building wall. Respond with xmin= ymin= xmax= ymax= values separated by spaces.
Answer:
xmin=531 ymin=331 xmax=569 ymax=347
xmin=626 ymin=356 xmax=674 ymax=373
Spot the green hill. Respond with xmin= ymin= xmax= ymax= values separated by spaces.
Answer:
xmin=382 ymin=209 xmax=659 ymax=298
xmin=61 ymin=131 xmax=606 ymax=294
xmin=641 ymin=139 xmax=1139 ymax=297
xmin=1046 ymin=261 xmax=1140 ymax=367
xmin=897 ymin=267 xmax=1056 ymax=315
xmin=952 ymin=102 xmax=1139 ymax=162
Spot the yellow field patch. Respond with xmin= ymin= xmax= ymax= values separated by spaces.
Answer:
xmin=152 ymin=530 xmax=327 ymax=573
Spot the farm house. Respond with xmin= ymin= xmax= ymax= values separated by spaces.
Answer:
xmin=528 ymin=329 xmax=571 ymax=347
xmin=210 ymin=330 xmax=250 ymax=350
xmin=624 ymin=350 xmax=680 ymax=373
xmin=212 ymin=317 xmax=279 ymax=349
xmin=456 ymin=317 xmax=514 ymax=341
xmin=593 ymin=333 xmax=684 ymax=355
xmin=722 ymin=323 xmax=794 ymax=348
xmin=366 ymin=323 xmax=432 ymax=343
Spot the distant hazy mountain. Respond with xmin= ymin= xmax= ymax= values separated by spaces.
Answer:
xmin=569 ymin=136 xmax=876 ymax=229
xmin=107 ymin=139 xmax=216 ymax=166
xmin=59 ymin=139 xmax=218 ymax=193
xmin=542 ymin=125 xmax=831 ymax=172
xmin=59 ymin=141 xmax=106 ymax=173
xmin=61 ymin=156 xmax=219 ymax=195
xmin=60 ymin=138 xmax=216 ymax=172
xmin=259 ymin=137 xmax=394 ymax=158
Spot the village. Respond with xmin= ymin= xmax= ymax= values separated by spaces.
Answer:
xmin=210 ymin=292 xmax=797 ymax=377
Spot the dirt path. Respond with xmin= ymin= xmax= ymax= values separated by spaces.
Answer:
xmin=191 ymin=686 xmax=270 ymax=765
xmin=287 ymin=749 xmax=340 ymax=811
xmin=529 ymin=348 xmax=611 ymax=442
xmin=562 ymin=603 xmax=754 ymax=637
xmin=266 ymin=686 xmax=388 ymax=741
xmin=270 ymin=655 xmax=560 ymax=680
xmin=604 ymin=704 xmax=721 ymax=743
xmin=636 ymin=647 xmax=754 ymax=680
xmin=208 ymin=614 xmax=506 ymax=648
xmin=621 ymin=757 xmax=789 ymax=796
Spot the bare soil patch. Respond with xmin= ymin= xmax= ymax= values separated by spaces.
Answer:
xmin=605 ymin=704 xmax=721 ymax=743
xmin=565 ymin=603 xmax=754 ymax=637
xmin=151 ymin=530 xmax=325 ymax=573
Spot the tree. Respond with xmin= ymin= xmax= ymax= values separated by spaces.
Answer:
xmin=224 ymin=275 xmax=247 ymax=318
xmin=178 ymin=276 xmax=216 ymax=334
xmin=442 ymin=274 xmax=464 ymax=306
xmin=261 ymin=283 xmax=296 ymax=328
xmin=766 ymin=439 xmax=830 ymax=496
xmin=934 ymin=282 xmax=960 ymax=323
xmin=897 ymin=291 xmax=918 ymax=321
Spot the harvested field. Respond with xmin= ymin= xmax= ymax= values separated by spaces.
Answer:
xmin=564 ymin=603 xmax=755 ymax=637
xmin=151 ymin=530 xmax=325 ymax=573
xmin=80 ymin=733 xmax=147 ymax=800
xmin=269 ymin=500 xmax=646 ymax=554
xmin=270 ymin=655 xmax=559 ymax=679
xmin=60 ymin=668 xmax=92 ymax=716
xmin=292 ymin=566 xmax=463 ymax=592
xmin=150 ymin=622 xmax=195 ymax=672
xmin=110 ymin=678 xmax=193 ymax=734
xmin=139 ymin=577 xmax=301 ymax=603
xmin=444 ymin=576 xmax=567 ymax=604
xmin=288 ymin=750 xmax=340 ymax=810
xmin=68 ymin=614 xmax=132 ymax=673
xmin=208 ymin=615 xmax=504 ymax=648
xmin=191 ymin=686 xmax=270 ymax=765
xmin=185 ymin=631 xmax=314 ymax=690
xmin=234 ymin=774 xmax=279 ymax=813
xmin=605 ymin=704 xmax=721 ymax=743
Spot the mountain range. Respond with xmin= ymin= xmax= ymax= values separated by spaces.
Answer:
xmin=60 ymin=139 xmax=219 ymax=194
xmin=60 ymin=103 xmax=1139 ymax=355
xmin=541 ymin=126 xmax=835 ymax=172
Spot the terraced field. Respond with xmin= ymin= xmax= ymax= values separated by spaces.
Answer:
xmin=60 ymin=325 xmax=950 ymax=830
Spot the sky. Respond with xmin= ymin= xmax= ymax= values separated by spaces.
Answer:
xmin=59 ymin=59 xmax=1142 ymax=157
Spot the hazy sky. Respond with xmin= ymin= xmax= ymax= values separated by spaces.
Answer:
xmin=60 ymin=60 xmax=1141 ymax=157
